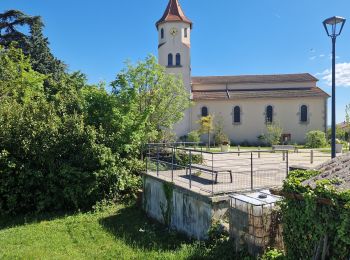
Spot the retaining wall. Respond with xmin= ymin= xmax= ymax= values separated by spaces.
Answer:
xmin=143 ymin=174 xmax=229 ymax=239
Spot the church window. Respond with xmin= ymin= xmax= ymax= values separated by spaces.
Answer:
xmin=168 ymin=53 xmax=173 ymax=66
xmin=266 ymin=105 xmax=273 ymax=123
xmin=233 ymin=106 xmax=241 ymax=124
xmin=300 ymin=105 xmax=308 ymax=122
xmin=201 ymin=106 xmax=208 ymax=117
xmin=176 ymin=53 xmax=181 ymax=66
xmin=184 ymin=28 xmax=188 ymax=38
xmin=161 ymin=28 xmax=164 ymax=39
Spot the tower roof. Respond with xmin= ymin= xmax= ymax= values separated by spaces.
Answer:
xmin=156 ymin=0 xmax=192 ymax=29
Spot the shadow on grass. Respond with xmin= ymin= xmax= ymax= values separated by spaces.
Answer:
xmin=99 ymin=204 xmax=253 ymax=260
xmin=99 ymin=203 xmax=192 ymax=251
xmin=0 ymin=211 xmax=75 ymax=231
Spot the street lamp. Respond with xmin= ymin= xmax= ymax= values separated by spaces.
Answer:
xmin=323 ymin=16 xmax=346 ymax=158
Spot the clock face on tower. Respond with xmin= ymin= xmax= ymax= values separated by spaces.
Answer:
xmin=169 ymin=27 xmax=178 ymax=37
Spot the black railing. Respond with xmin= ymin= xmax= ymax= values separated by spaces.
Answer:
xmin=145 ymin=143 xmax=290 ymax=196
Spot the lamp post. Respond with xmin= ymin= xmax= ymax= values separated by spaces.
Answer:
xmin=323 ymin=16 xmax=346 ymax=158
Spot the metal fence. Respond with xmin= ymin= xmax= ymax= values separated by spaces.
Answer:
xmin=145 ymin=143 xmax=289 ymax=196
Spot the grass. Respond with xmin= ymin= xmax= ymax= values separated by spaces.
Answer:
xmin=0 ymin=203 xmax=247 ymax=260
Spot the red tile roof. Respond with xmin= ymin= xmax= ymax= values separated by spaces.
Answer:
xmin=192 ymin=73 xmax=318 ymax=85
xmin=192 ymin=87 xmax=329 ymax=101
xmin=156 ymin=0 xmax=192 ymax=29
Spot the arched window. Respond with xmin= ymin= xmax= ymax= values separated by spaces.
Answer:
xmin=161 ymin=28 xmax=164 ymax=39
xmin=233 ymin=106 xmax=241 ymax=123
xmin=300 ymin=105 xmax=308 ymax=122
xmin=176 ymin=53 xmax=181 ymax=66
xmin=168 ymin=53 xmax=173 ymax=66
xmin=184 ymin=28 xmax=188 ymax=38
xmin=266 ymin=105 xmax=273 ymax=123
xmin=201 ymin=106 xmax=208 ymax=117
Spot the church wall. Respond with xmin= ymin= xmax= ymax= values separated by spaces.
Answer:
xmin=191 ymin=97 xmax=327 ymax=145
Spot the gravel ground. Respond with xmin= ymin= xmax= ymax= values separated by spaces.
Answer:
xmin=303 ymin=153 xmax=350 ymax=191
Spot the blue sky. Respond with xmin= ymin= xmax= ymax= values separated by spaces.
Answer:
xmin=1 ymin=0 xmax=350 ymax=123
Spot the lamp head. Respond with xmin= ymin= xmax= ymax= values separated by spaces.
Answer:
xmin=323 ymin=16 xmax=346 ymax=38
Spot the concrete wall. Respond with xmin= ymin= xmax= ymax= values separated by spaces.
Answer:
xmin=191 ymin=97 xmax=327 ymax=144
xmin=143 ymin=175 xmax=229 ymax=240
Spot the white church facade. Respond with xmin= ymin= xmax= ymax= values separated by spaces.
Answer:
xmin=156 ymin=0 xmax=329 ymax=145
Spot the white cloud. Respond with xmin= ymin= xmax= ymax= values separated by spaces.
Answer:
xmin=319 ymin=63 xmax=350 ymax=87
xmin=319 ymin=54 xmax=325 ymax=58
xmin=309 ymin=56 xmax=317 ymax=60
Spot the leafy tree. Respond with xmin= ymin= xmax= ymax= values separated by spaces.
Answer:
xmin=0 ymin=10 xmax=65 ymax=78
xmin=111 ymin=55 xmax=190 ymax=145
xmin=198 ymin=115 xmax=214 ymax=147
xmin=261 ymin=123 xmax=283 ymax=146
xmin=213 ymin=115 xmax=230 ymax=145
xmin=0 ymin=47 xmax=141 ymax=214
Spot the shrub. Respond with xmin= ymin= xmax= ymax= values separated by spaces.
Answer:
xmin=305 ymin=130 xmax=327 ymax=148
xmin=214 ymin=131 xmax=230 ymax=146
xmin=260 ymin=123 xmax=283 ymax=146
xmin=188 ymin=131 xmax=200 ymax=143
xmin=280 ymin=170 xmax=350 ymax=259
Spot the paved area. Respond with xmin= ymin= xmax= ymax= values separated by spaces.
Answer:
xmin=147 ymin=149 xmax=336 ymax=196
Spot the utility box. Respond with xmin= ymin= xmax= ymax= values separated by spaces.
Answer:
xmin=229 ymin=190 xmax=283 ymax=256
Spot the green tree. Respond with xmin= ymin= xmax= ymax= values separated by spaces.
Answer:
xmin=198 ymin=115 xmax=214 ymax=148
xmin=0 ymin=10 xmax=65 ymax=78
xmin=213 ymin=115 xmax=230 ymax=145
xmin=261 ymin=123 xmax=283 ymax=146
xmin=111 ymin=55 xmax=191 ymax=145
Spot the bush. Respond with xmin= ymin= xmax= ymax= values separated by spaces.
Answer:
xmin=259 ymin=123 xmax=283 ymax=146
xmin=188 ymin=131 xmax=200 ymax=143
xmin=214 ymin=131 xmax=230 ymax=146
xmin=280 ymin=170 xmax=350 ymax=259
xmin=305 ymin=131 xmax=327 ymax=148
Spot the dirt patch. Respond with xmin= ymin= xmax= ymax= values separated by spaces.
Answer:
xmin=303 ymin=153 xmax=350 ymax=191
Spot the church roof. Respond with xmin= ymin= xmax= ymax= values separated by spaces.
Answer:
xmin=191 ymin=73 xmax=318 ymax=85
xmin=192 ymin=87 xmax=329 ymax=101
xmin=156 ymin=0 xmax=192 ymax=29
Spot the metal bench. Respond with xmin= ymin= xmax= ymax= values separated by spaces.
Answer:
xmin=186 ymin=164 xmax=233 ymax=184
xmin=272 ymin=145 xmax=298 ymax=153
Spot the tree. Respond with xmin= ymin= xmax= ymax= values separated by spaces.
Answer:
xmin=261 ymin=123 xmax=283 ymax=146
xmin=111 ymin=55 xmax=191 ymax=145
xmin=198 ymin=115 xmax=214 ymax=148
xmin=213 ymin=115 xmax=230 ymax=146
xmin=0 ymin=10 xmax=65 ymax=78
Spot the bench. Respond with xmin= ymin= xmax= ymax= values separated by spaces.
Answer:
xmin=186 ymin=164 xmax=233 ymax=184
xmin=272 ymin=145 xmax=298 ymax=153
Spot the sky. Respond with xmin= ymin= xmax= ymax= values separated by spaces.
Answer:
xmin=1 ymin=0 xmax=350 ymax=123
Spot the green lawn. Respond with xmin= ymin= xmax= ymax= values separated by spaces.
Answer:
xmin=0 ymin=204 xmax=245 ymax=260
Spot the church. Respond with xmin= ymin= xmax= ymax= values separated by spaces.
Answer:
xmin=156 ymin=0 xmax=329 ymax=144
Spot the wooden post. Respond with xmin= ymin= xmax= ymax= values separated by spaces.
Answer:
xmin=251 ymin=152 xmax=253 ymax=190
xmin=311 ymin=150 xmax=314 ymax=164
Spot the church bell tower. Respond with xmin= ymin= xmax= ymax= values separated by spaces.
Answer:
xmin=156 ymin=0 xmax=192 ymax=137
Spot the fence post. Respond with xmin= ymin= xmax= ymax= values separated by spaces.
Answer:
xmin=171 ymin=146 xmax=174 ymax=182
xmin=258 ymin=146 xmax=261 ymax=159
xmin=189 ymin=150 xmax=192 ymax=189
xmin=251 ymin=152 xmax=253 ymax=190
xmin=310 ymin=150 xmax=314 ymax=164
xmin=212 ymin=153 xmax=214 ymax=195
xmin=283 ymin=151 xmax=286 ymax=161
xmin=156 ymin=145 xmax=159 ymax=177
xmin=286 ymin=150 xmax=289 ymax=177
xmin=238 ymin=145 xmax=240 ymax=156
